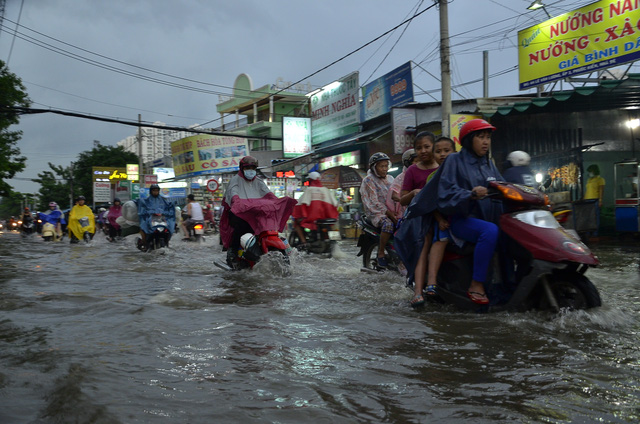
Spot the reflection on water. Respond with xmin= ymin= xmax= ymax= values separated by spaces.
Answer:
xmin=0 ymin=231 xmax=639 ymax=423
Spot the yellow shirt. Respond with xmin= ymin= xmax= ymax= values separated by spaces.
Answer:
xmin=585 ymin=176 xmax=605 ymax=200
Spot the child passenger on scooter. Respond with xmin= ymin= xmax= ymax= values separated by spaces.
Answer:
xmin=410 ymin=137 xmax=456 ymax=307
xmin=398 ymin=132 xmax=439 ymax=306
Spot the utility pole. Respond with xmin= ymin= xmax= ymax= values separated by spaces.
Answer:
xmin=439 ymin=0 xmax=452 ymax=136
xmin=483 ymin=51 xmax=489 ymax=98
xmin=137 ymin=114 xmax=143 ymax=177
xmin=69 ymin=162 xmax=75 ymax=210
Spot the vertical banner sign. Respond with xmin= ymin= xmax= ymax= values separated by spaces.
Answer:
xmin=450 ymin=114 xmax=482 ymax=150
xmin=310 ymin=72 xmax=360 ymax=145
xmin=93 ymin=182 xmax=111 ymax=203
xmin=171 ymin=135 xmax=249 ymax=178
xmin=361 ymin=61 xmax=414 ymax=122
xmin=391 ymin=107 xmax=417 ymax=154
xmin=283 ymin=117 xmax=312 ymax=158
xmin=518 ymin=0 xmax=640 ymax=89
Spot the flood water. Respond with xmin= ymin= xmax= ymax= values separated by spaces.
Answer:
xmin=1 ymin=230 xmax=639 ymax=423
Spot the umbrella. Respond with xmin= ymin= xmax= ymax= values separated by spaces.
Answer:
xmin=320 ymin=166 xmax=365 ymax=189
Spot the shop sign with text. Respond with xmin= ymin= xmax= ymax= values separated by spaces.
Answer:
xmin=310 ymin=72 xmax=360 ymax=145
xmin=171 ymin=135 xmax=249 ymax=178
xmin=283 ymin=117 xmax=312 ymax=158
xmin=362 ymin=61 xmax=414 ymax=122
xmin=518 ymin=0 xmax=640 ymax=89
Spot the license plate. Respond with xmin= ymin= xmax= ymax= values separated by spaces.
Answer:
xmin=328 ymin=230 xmax=341 ymax=241
xmin=194 ymin=227 xmax=204 ymax=235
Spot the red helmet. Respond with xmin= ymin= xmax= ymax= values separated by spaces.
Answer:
xmin=239 ymin=156 xmax=258 ymax=170
xmin=459 ymin=119 xmax=496 ymax=142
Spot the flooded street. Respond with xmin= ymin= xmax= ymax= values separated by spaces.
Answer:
xmin=1 ymin=230 xmax=639 ymax=423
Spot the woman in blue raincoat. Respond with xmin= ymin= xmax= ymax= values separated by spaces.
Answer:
xmin=396 ymin=119 xmax=503 ymax=305
xmin=138 ymin=184 xmax=176 ymax=245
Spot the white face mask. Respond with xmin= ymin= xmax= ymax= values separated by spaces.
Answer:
xmin=588 ymin=172 xmax=595 ymax=178
xmin=244 ymin=169 xmax=257 ymax=180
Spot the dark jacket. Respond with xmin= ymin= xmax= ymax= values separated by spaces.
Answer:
xmin=395 ymin=148 xmax=504 ymax=282
xmin=502 ymin=165 xmax=535 ymax=187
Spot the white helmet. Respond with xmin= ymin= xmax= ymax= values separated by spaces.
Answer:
xmin=507 ymin=151 xmax=531 ymax=167
xmin=240 ymin=233 xmax=256 ymax=250
xmin=308 ymin=171 xmax=321 ymax=180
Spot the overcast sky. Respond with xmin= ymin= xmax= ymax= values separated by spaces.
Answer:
xmin=2 ymin=0 xmax=634 ymax=194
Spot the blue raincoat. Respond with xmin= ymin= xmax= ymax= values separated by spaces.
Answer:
xmin=138 ymin=194 xmax=176 ymax=235
xmin=395 ymin=148 xmax=503 ymax=282
xmin=39 ymin=209 xmax=66 ymax=226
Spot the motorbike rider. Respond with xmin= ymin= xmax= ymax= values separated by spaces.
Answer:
xmin=39 ymin=201 xmax=66 ymax=238
xmin=386 ymin=149 xmax=417 ymax=221
xmin=68 ymin=196 xmax=96 ymax=243
xmin=221 ymin=156 xmax=275 ymax=265
xmin=360 ymin=152 xmax=395 ymax=269
xmin=138 ymin=184 xmax=176 ymax=247
xmin=291 ymin=171 xmax=339 ymax=249
xmin=180 ymin=193 xmax=204 ymax=240
xmin=20 ymin=207 xmax=34 ymax=227
xmin=106 ymin=198 xmax=123 ymax=241
xmin=203 ymin=204 xmax=214 ymax=231
xmin=396 ymin=119 xmax=503 ymax=305
xmin=502 ymin=150 xmax=536 ymax=187
xmin=8 ymin=216 xmax=17 ymax=230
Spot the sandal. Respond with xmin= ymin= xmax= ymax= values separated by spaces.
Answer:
xmin=426 ymin=285 xmax=437 ymax=296
xmin=410 ymin=294 xmax=425 ymax=308
xmin=467 ymin=291 xmax=489 ymax=305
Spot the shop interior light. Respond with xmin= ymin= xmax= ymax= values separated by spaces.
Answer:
xmin=626 ymin=119 xmax=640 ymax=129
xmin=535 ymin=173 xmax=544 ymax=183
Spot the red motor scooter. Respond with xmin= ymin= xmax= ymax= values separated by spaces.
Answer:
xmin=430 ymin=181 xmax=601 ymax=312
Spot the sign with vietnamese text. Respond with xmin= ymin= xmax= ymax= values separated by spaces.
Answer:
xmin=93 ymin=182 xmax=111 ymax=203
xmin=92 ymin=167 xmax=129 ymax=183
xmin=518 ymin=0 xmax=640 ymax=89
xmin=362 ymin=61 xmax=414 ymax=122
xmin=319 ymin=151 xmax=361 ymax=171
xmin=310 ymin=72 xmax=360 ymax=145
xmin=283 ymin=117 xmax=312 ymax=158
xmin=171 ymin=135 xmax=249 ymax=179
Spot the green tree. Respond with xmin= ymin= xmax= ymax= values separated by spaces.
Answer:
xmin=33 ymin=163 xmax=72 ymax=210
xmin=0 ymin=191 xmax=25 ymax=219
xmin=73 ymin=145 xmax=138 ymax=201
xmin=0 ymin=60 xmax=31 ymax=197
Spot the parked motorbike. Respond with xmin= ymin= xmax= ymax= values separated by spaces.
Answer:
xmin=288 ymin=218 xmax=340 ymax=256
xmin=136 ymin=213 xmax=172 ymax=252
xmin=422 ymin=181 xmax=601 ymax=312
xmin=357 ymin=215 xmax=406 ymax=275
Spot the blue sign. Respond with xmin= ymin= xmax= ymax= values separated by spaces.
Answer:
xmin=361 ymin=61 xmax=414 ymax=122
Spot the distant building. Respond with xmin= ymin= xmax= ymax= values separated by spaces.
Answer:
xmin=117 ymin=121 xmax=195 ymax=168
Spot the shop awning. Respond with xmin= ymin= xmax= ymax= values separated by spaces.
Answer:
xmin=483 ymin=73 xmax=640 ymax=117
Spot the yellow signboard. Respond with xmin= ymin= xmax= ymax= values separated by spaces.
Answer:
xmin=92 ymin=167 xmax=129 ymax=183
xmin=450 ymin=114 xmax=481 ymax=151
xmin=171 ymin=134 xmax=249 ymax=179
xmin=518 ymin=0 xmax=640 ymax=89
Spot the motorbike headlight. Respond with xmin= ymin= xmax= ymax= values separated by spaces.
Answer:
xmin=513 ymin=210 xmax=560 ymax=229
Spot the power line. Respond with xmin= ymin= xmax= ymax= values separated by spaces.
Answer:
xmin=5 ymin=106 xmax=283 ymax=141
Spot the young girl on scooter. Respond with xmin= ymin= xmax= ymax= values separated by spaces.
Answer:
xmin=399 ymin=132 xmax=439 ymax=306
